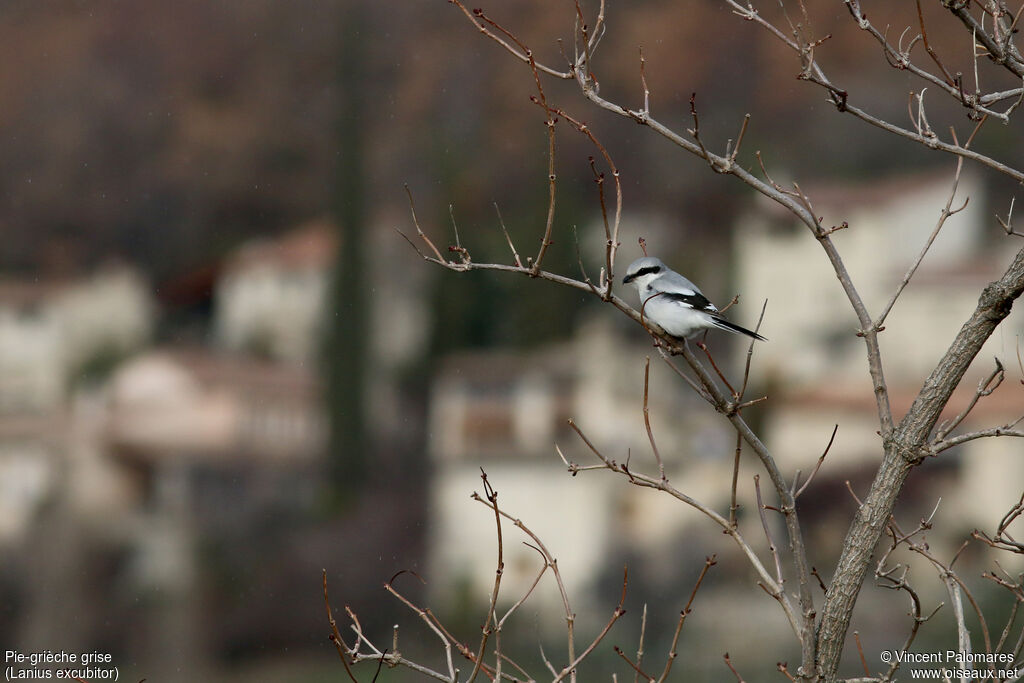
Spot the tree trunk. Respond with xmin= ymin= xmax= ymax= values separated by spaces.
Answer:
xmin=816 ymin=244 xmax=1024 ymax=680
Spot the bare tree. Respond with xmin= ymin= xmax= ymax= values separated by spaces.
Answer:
xmin=328 ymin=1 xmax=1024 ymax=681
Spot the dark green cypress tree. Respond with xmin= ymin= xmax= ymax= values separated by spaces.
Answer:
xmin=324 ymin=1 xmax=369 ymax=503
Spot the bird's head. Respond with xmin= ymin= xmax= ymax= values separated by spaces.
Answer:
xmin=622 ymin=256 xmax=667 ymax=291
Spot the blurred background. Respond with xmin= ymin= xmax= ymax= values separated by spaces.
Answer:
xmin=2 ymin=1 xmax=1024 ymax=681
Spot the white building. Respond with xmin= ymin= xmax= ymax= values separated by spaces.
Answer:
xmin=214 ymin=220 xmax=336 ymax=365
xmin=52 ymin=264 xmax=154 ymax=379
xmin=0 ymin=263 xmax=152 ymax=413
xmin=0 ymin=281 xmax=64 ymax=413
xmin=0 ymin=263 xmax=154 ymax=544
xmin=107 ymin=348 xmax=326 ymax=464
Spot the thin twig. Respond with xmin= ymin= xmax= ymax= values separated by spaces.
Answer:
xmin=934 ymin=358 xmax=1005 ymax=441
xmin=384 ymin=579 xmax=457 ymax=681
xmin=634 ymin=604 xmax=648 ymax=683
xmin=794 ymin=424 xmax=838 ymax=499
xmin=322 ymin=570 xmax=359 ymax=683
xmin=738 ymin=300 xmax=768 ymax=400
xmin=729 ymin=431 xmax=742 ymax=528
xmin=614 ymin=645 xmax=654 ymax=683
xmin=723 ymin=653 xmax=746 ymax=682
xmin=916 ymin=0 xmax=956 ymax=85
xmin=547 ymin=104 xmax=622 ymax=298
xmin=642 ymin=358 xmax=666 ymax=481
xmin=469 ymin=492 xmax=577 ymax=681
xmin=658 ymin=555 xmax=717 ymax=683
xmin=875 ymin=156 xmax=967 ymax=328
xmin=466 ymin=5 xmax=559 ymax=276
xmin=638 ymin=46 xmax=650 ymax=117
xmin=551 ymin=566 xmax=629 ymax=683
xmin=498 ymin=541 xmax=550 ymax=629
xmin=494 ymin=203 xmax=523 ymax=267
xmin=854 ymin=631 xmax=871 ymax=677
xmin=405 ymin=185 xmax=447 ymax=263
xmin=467 ymin=469 xmax=504 ymax=683
xmin=448 ymin=0 xmax=574 ymax=79
xmin=755 ymin=475 xmax=785 ymax=588
xmin=696 ymin=341 xmax=737 ymax=398
xmin=931 ymin=420 xmax=1024 ymax=454
xmin=997 ymin=196 xmax=1023 ymax=237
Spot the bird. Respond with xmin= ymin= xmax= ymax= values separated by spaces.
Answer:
xmin=621 ymin=256 xmax=766 ymax=341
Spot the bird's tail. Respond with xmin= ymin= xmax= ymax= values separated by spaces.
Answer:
xmin=710 ymin=316 xmax=767 ymax=341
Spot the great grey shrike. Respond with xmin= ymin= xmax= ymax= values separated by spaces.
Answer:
xmin=622 ymin=256 xmax=766 ymax=341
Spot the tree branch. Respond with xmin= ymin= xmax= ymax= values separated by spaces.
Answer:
xmin=563 ymin=418 xmax=803 ymax=638
xmin=817 ymin=242 xmax=1024 ymax=679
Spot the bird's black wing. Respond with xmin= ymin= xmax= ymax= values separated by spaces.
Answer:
xmin=658 ymin=290 xmax=716 ymax=313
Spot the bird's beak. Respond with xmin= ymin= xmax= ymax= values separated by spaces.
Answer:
xmin=622 ymin=274 xmax=634 ymax=284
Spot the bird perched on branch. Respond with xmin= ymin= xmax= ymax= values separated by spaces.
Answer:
xmin=622 ymin=256 xmax=766 ymax=342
